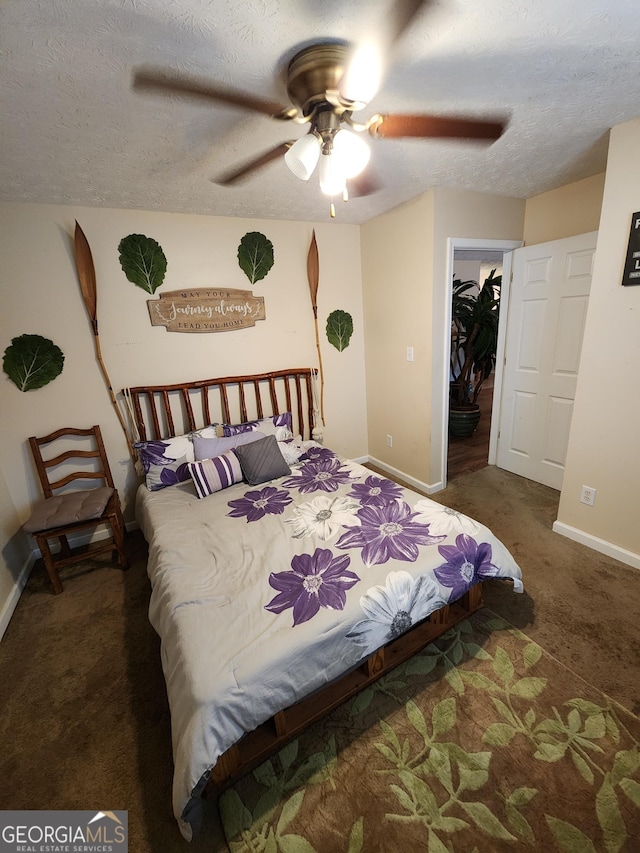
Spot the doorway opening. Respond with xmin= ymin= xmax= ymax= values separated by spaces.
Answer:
xmin=437 ymin=237 xmax=523 ymax=491
xmin=448 ymin=249 xmax=504 ymax=480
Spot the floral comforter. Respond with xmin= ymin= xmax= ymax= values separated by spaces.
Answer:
xmin=136 ymin=444 xmax=523 ymax=840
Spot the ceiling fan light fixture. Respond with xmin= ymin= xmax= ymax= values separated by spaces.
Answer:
xmin=332 ymin=128 xmax=371 ymax=178
xmin=284 ymin=132 xmax=321 ymax=181
xmin=319 ymin=151 xmax=347 ymax=197
xmin=339 ymin=42 xmax=383 ymax=110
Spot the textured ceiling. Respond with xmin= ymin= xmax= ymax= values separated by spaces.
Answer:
xmin=2 ymin=0 xmax=639 ymax=225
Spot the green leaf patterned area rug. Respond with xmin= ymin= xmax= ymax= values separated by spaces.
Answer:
xmin=219 ymin=611 xmax=640 ymax=852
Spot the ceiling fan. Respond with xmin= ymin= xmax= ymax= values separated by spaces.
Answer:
xmin=132 ymin=0 xmax=507 ymax=216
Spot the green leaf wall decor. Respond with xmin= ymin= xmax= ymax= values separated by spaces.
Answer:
xmin=3 ymin=334 xmax=64 ymax=392
xmin=326 ymin=309 xmax=353 ymax=352
xmin=238 ymin=232 xmax=274 ymax=284
xmin=118 ymin=233 xmax=168 ymax=294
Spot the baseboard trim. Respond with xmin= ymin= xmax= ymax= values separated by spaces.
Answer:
xmin=552 ymin=521 xmax=640 ymax=571
xmin=364 ymin=456 xmax=441 ymax=495
xmin=352 ymin=455 xmax=369 ymax=465
xmin=0 ymin=552 xmax=36 ymax=643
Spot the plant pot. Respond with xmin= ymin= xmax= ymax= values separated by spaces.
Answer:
xmin=449 ymin=404 xmax=481 ymax=438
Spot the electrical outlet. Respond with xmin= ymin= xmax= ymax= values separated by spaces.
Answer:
xmin=580 ymin=485 xmax=596 ymax=506
xmin=406 ymin=346 xmax=414 ymax=362
xmin=386 ymin=434 xmax=393 ymax=448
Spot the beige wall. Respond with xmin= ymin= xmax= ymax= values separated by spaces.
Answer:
xmin=361 ymin=188 xmax=525 ymax=490
xmin=523 ymin=173 xmax=605 ymax=245
xmin=556 ymin=120 xmax=640 ymax=563
xmin=0 ymin=203 xmax=368 ymax=572
xmin=361 ymin=192 xmax=436 ymax=485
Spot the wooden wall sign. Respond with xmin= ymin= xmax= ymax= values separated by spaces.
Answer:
xmin=622 ymin=211 xmax=640 ymax=286
xmin=147 ymin=288 xmax=266 ymax=332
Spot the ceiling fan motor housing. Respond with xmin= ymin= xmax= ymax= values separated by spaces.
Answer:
xmin=286 ymin=42 xmax=351 ymax=117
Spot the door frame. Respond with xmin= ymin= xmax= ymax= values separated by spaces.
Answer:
xmin=438 ymin=237 xmax=523 ymax=490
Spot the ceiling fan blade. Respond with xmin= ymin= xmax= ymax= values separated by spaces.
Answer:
xmin=386 ymin=0 xmax=434 ymax=49
xmin=133 ymin=68 xmax=295 ymax=119
xmin=348 ymin=168 xmax=383 ymax=198
xmin=368 ymin=114 xmax=507 ymax=141
xmin=339 ymin=0 xmax=433 ymax=108
xmin=214 ymin=142 xmax=293 ymax=186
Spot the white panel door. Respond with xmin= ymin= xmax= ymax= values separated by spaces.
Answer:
xmin=496 ymin=232 xmax=597 ymax=489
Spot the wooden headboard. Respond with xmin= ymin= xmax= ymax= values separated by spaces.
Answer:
xmin=124 ymin=368 xmax=316 ymax=442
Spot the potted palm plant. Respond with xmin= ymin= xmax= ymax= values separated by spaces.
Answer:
xmin=449 ymin=268 xmax=501 ymax=437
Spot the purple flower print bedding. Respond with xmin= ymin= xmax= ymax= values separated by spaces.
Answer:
xmin=135 ymin=447 xmax=523 ymax=841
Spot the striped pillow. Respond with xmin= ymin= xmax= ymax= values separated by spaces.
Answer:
xmin=187 ymin=450 xmax=243 ymax=499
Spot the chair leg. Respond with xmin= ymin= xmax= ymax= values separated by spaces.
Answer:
xmin=58 ymin=535 xmax=72 ymax=558
xmin=36 ymin=534 xmax=64 ymax=595
xmin=110 ymin=510 xmax=129 ymax=571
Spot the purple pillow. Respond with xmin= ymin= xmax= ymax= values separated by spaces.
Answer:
xmin=192 ymin=431 xmax=265 ymax=461
xmin=188 ymin=451 xmax=243 ymax=498
xmin=135 ymin=434 xmax=195 ymax=490
xmin=221 ymin=413 xmax=293 ymax=438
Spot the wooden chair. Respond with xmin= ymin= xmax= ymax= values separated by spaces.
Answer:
xmin=23 ymin=425 xmax=128 ymax=594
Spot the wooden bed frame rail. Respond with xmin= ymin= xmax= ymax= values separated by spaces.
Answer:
xmin=124 ymin=368 xmax=316 ymax=442
xmin=205 ymin=582 xmax=483 ymax=796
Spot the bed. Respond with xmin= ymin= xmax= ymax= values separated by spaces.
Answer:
xmin=126 ymin=367 xmax=524 ymax=841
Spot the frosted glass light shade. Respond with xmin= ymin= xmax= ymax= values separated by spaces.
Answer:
xmin=319 ymin=152 xmax=346 ymax=196
xmin=284 ymin=133 xmax=321 ymax=181
xmin=332 ymin=129 xmax=371 ymax=178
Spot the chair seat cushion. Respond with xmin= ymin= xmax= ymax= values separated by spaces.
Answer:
xmin=23 ymin=486 xmax=115 ymax=533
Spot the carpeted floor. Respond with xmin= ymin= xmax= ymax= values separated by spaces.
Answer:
xmin=429 ymin=467 xmax=640 ymax=718
xmin=1 ymin=466 xmax=639 ymax=852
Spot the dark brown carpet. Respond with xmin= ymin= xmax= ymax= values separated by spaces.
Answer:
xmin=1 ymin=466 xmax=638 ymax=852
xmin=429 ymin=467 xmax=640 ymax=718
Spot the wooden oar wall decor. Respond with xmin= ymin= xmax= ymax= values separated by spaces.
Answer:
xmin=74 ymin=221 xmax=137 ymax=463
xmin=306 ymin=229 xmax=325 ymax=427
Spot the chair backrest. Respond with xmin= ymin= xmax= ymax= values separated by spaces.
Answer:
xmin=28 ymin=425 xmax=115 ymax=499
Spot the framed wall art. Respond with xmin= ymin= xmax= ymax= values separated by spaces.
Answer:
xmin=621 ymin=211 xmax=640 ymax=286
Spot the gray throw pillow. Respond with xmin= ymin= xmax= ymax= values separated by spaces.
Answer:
xmin=234 ymin=435 xmax=291 ymax=485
